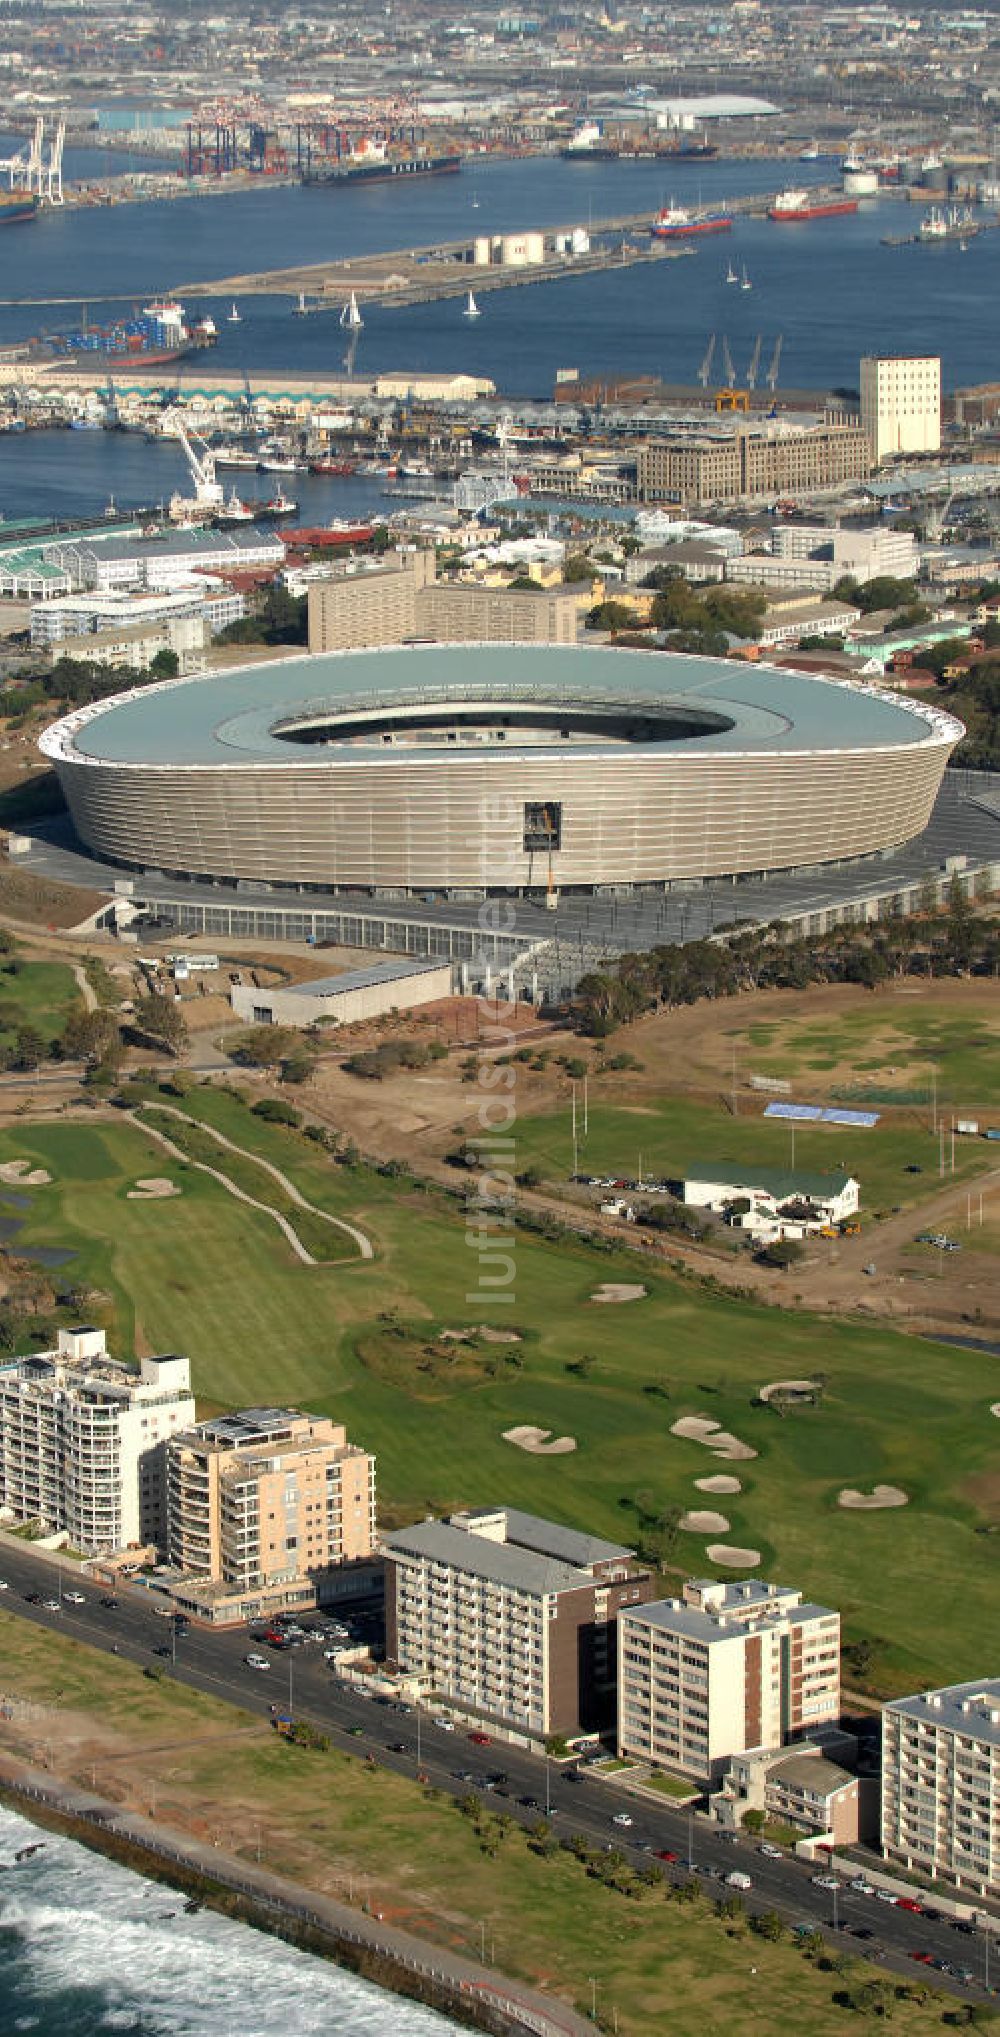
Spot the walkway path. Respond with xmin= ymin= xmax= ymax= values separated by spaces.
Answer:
xmin=130 ymin=1105 xmax=374 ymax=1264
xmin=0 ymin=1757 xmax=588 ymax=2037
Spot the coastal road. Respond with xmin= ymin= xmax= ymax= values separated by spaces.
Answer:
xmin=0 ymin=1539 xmax=995 ymax=2008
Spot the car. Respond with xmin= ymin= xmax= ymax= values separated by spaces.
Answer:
xmin=64 ymin=1591 xmax=86 ymax=1606
xmin=488 ymin=1771 xmax=508 ymax=1786
xmin=0 ymin=1578 xmax=9 ymax=1591
xmin=874 ymin=1889 xmax=899 ymax=1905
xmin=153 ymin=1644 xmax=173 ymax=1658
xmin=758 ymin=1842 xmax=784 ymax=1858
xmin=922 ymin=1908 xmax=941 ymax=1922
xmin=42 ymin=1598 xmax=61 ymax=1612
xmin=468 ymin=1731 xmax=492 ymax=1745
xmin=387 ymin=1741 xmax=409 ymax=1755
xmin=897 ymin=1897 xmax=923 ymax=1913
xmin=563 ymin=1768 xmax=583 ymax=1784
xmin=812 ymin=1875 xmax=840 ymax=1890
xmin=726 ymin=1871 xmax=752 ymax=1891
xmin=244 ymin=1653 xmax=271 ymax=1671
xmin=437 ymin=1719 xmax=455 ymax=1732
xmin=520 ymin=1795 xmax=540 ymax=1811
xmin=851 ymin=1927 xmax=875 ymax=1941
xmin=850 ymin=1878 xmax=876 ymax=1895
xmin=323 ymin=1647 xmax=346 ymax=1661
xmin=101 ymin=1594 xmax=119 ymax=1610
xmin=346 ymin=1724 xmax=364 ymax=1737
xmin=654 ymin=1849 xmax=679 ymax=1863
xmin=909 ymin=1951 xmax=934 ymax=1964
xmin=951 ymin=1919 xmax=976 ymax=1936
xmin=612 ymin=1812 xmax=633 ymax=1828
xmin=23 ymin=1591 xmax=42 ymax=1605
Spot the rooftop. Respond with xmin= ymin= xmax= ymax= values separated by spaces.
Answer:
xmin=624 ymin=1585 xmax=836 ymax=1645
xmin=279 ymin=958 xmax=446 ymax=999
xmin=887 ymin=1679 xmax=1000 ymax=1745
xmin=41 ymin=643 xmax=960 ymax=772
xmin=384 ymin=1510 xmax=634 ymax=1598
xmin=685 ymin=1163 xmax=855 ymax=1200
xmin=768 ymin=1753 xmax=855 ymax=1797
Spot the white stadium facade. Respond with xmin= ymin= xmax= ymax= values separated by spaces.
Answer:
xmin=40 ymin=644 xmax=962 ymax=903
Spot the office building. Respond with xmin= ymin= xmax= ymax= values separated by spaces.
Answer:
xmin=307 ymin=549 xmax=582 ymax=653
xmin=167 ymin=1405 xmax=376 ymax=1623
xmin=0 ymin=1327 xmax=193 ymax=1555
xmin=618 ymin=1579 xmax=841 ymax=1783
xmin=384 ymin=1506 xmax=653 ymax=1740
xmin=881 ymin=1680 xmax=1000 ymax=1899
xmin=860 ymin=355 xmax=941 ymax=465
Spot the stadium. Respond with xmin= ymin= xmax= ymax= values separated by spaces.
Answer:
xmin=40 ymin=644 xmax=963 ymax=901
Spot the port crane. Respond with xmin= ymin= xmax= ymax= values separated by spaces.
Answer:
xmin=765 ymin=334 xmax=783 ymax=392
xmin=697 ymin=333 xmax=716 ymax=389
xmin=168 ymin=422 xmax=226 ymax=521
xmin=745 ymin=334 xmax=763 ymax=391
xmin=46 ymin=122 xmax=65 ymax=206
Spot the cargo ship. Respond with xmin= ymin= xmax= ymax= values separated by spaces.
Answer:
xmin=768 ymin=189 xmax=859 ymax=222
xmin=651 ymin=205 xmax=731 ymax=240
xmin=301 ymin=139 xmax=460 ymax=187
xmin=0 ymin=191 xmax=39 ymax=227
xmin=24 ymin=298 xmax=217 ymax=369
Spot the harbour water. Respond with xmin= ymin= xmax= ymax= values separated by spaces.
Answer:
xmin=0 ymin=154 xmax=995 ymax=394
xmin=0 ymin=1803 xmax=458 ymax=2036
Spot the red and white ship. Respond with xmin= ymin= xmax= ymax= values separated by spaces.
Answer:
xmin=768 ymin=189 xmax=859 ymax=222
xmin=650 ymin=205 xmax=731 ymax=240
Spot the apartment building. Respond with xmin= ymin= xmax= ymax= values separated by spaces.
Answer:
xmin=167 ymin=1405 xmax=376 ymax=1624
xmin=307 ymin=548 xmax=583 ymax=652
xmin=618 ymin=1579 xmax=841 ymax=1783
xmin=0 ymin=1328 xmax=193 ymax=1555
xmin=860 ymin=354 xmax=941 ymax=465
xmin=635 ymin=423 xmax=871 ymax=508
xmin=881 ymin=1680 xmax=1000 ymax=1900
xmin=384 ymin=1507 xmax=653 ymax=1740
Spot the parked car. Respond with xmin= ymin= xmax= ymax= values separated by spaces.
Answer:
xmin=468 ymin=1731 xmax=492 ymax=1745
xmin=897 ymin=1897 xmax=923 ymax=1913
xmin=654 ymin=1849 xmax=679 ymax=1863
xmin=812 ymin=1875 xmax=840 ymax=1891
xmin=874 ymin=1890 xmax=899 ymax=1906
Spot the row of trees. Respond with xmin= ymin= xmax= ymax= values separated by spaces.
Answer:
xmin=5 ymin=648 xmax=179 ymax=723
xmin=571 ymin=888 xmax=994 ymax=1036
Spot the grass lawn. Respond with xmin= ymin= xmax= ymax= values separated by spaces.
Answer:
xmin=643 ymin=1773 xmax=699 ymax=1800
xmin=2 ymin=1101 xmax=999 ymax=1694
xmin=719 ymin=997 xmax=1000 ymax=1115
xmin=0 ymin=957 xmax=78 ymax=1051
xmin=0 ymin=1615 xmax=954 ymax=2037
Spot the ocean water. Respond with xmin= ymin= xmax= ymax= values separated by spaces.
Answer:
xmin=0 ymin=1805 xmax=458 ymax=2036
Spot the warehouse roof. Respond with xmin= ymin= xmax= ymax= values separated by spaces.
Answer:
xmin=384 ymin=1517 xmax=600 ymax=1597
xmin=41 ymin=642 xmax=959 ymax=771
xmin=686 ymin=1163 xmax=856 ymax=1201
xmin=281 ymin=958 xmax=447 ymax=999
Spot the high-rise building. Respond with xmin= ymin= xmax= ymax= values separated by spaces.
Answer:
xmin=0 ymin=1328 xmax=193 ymax=1554
xmin=307 ymin=549 xmax=583 ymax=652
xmin=618 ymin=1579 xmax=841 ymax=1783
xmin=384 ymin=1507 xmax=653 ymax=1740
xmin=860 ymin=355 xmax=941 ymax=465
xmin=167 ymin=1405 xmax=376 ymax=1623
xmin=881 ymin=1680 xmax=1000 ymax=1900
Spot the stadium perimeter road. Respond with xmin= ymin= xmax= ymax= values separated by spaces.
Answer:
xmin=14 ymin=768 xmax=1000 ymax=992
xmin=0 ymin=1539 xmax=994 ymax=2005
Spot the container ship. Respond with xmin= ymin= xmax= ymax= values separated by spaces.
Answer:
xmin=24 ymin=298 xmax=217 ymax=369
xmin=768 ymin=189 xmax=859 ymax=222
xmin=651 ymin=205 xmax=731 ymax=240
xmin=301 ymin=139 xmax=460 ymax=187
xmin=0 ymin=191 xmax=39 ymax=227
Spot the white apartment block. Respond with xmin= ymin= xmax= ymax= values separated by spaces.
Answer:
xmin=882 ymin=1680 xmax=1000 ymax=1900
xmin=618 ymin=1579 xmax=841 ymax=1783
xmin=0 ymin=1328 xmax=194 ymax=1554
xmin=860 ymin=354 xmax=941 ymax=465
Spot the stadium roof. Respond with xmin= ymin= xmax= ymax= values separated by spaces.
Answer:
xmin=47 ymin=644 xmax=957 ymax=771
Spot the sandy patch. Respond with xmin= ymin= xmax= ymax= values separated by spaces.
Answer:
xmin=503 ymin=1425 xmax=577 ymax=1456
xmin=590 ymin=1283 xmax=647 ymax=1304
xmin=679 ymin=1510 xmax=730 ymax=1534
xmin=695 ymin=1475 xmax=743 ymax=1495
xmin=127 ymin=1177 xmax=182 ymax=1201
xmin=439 ymin=1325 xmax=522 ymax=1344
xmin=991 ymin=1403 xmax=1000 ymax=1419
xmin=758 ymin=1378 xmax=821 ymax=1402
xmin=706 ymin=1543 xmax=761 ymax=1568
xmin=838 ymin=1485 xmax=908 ymax=1510
xmin=671 ymin=1415 xmax=758 ymax=1463
xmin=0 ymin=1160 xmax=52 ymax=1186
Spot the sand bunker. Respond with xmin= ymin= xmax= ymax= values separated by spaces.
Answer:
xmin=991 ymin=1404 xmax=1000 ymax=1419
xmin=590 ymin=1283 xmax=647 ymax=1304
xmin=759 ymin=1378 xmax=821 ymax=1403
xmin=127 ymin=1177 xmax=181 ymax=1202
xmin=0 ymin=1160 xmax=52 ymax=1187
xmin=679 ymin=1510 xmax=730 ymax=1535
xmin=670 ymin=1415 xmax=758 ymax=1463
xmin=706 ymin=1543 xmax=761 ymax=1568
xmin=838 ymin=1485 xmax=908 ymax=1510
xmin=503 ymin=1425 xmax=577 ymax=1456
xmin=439 ymin=1325 xmax=522 ymax=1344
xmin=695 ymin=1475 xmax=743 ymax=1496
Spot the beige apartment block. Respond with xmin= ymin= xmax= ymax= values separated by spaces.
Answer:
xmin=881 ymin=1680 xmax=1000 ymax=1899
xmin=167 ymin=1406 xmax=376 ymax=1623
xmin=860 ymin=354 xmax=941 ymax=465
xmin=0 ymin=1328 xmax=194 ymax=1555
xmin=618 ymin=1579 xmax=841 ymax=1783
xmin=308 ymin=548 xmax=582 ymax=652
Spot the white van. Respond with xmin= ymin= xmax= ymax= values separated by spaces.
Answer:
xmin=726 ymin=1870 xmax=752 ymax=1891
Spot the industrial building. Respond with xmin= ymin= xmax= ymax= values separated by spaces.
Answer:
xmin=166 ymin=1405 xmax=377 ymax=1625
xmin=636 ymin=421 xmax=871 ymax=507
xmin=618 ymin=1579 xmax=842 ymax=1784
xmin=231 ymin=957 xmax=452 ymax=1028
xmin=39 ymin=643 xmax=962 ymax=902
xmin=860 ymin=355 xmax=941 ymax=465
xmin=384 ymin=1506 xmax=652 ymax=1740
xmin=881 ymin=1680 xmax=1000 ymax=1901
xmin=0 ymin=1328 xmax=194 ymax=1555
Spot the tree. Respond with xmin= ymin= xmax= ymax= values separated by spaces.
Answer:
xmin=751 ymin=1909 xmax=785 ymax=1941
xmin=129 ymin=996 xmax=188 ymax=1058
xmin=251 ymin=1097 xmax=302 ymax=1128
xmin=585 ymin=600 xmax=638 ymax=633
xmin=58 ymin=1003 xmax=121 ymax=1065
xmin=12 ymin=1025 xmax=44 ymax=1071
xmin=741 ymin=1808 xmax=766 ymax=1835
xmin=756 ymin=1238 xmax=805 ymax=1269
xmin=563 ymin=552 xmax=594 ymax=584
xmin=228 ymin=1025 xmax=297 ymax=1068
xmin=280 ymin=1050 xmax=316 ymax=1086
xmin=149 ymin=648 xmax=179 ymax=679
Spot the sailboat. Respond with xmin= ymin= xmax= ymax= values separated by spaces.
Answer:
xmin=227 ymin=302 xmax=241 ymax=324
xmin=340 ymin=291 xmax=364 ymax=330
xmin=471 ymin=190 xmax=480 ymax=210
xmin=463 ymin=290 xmax=481 ymax=319
xmin=725 ymin=260 xmax=738 ymax=284
xmin=740 ymin=265 xmax=752 ymax=291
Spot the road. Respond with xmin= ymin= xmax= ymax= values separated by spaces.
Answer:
xmin=0 ymin=1542 xmax=994 ymax=2009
